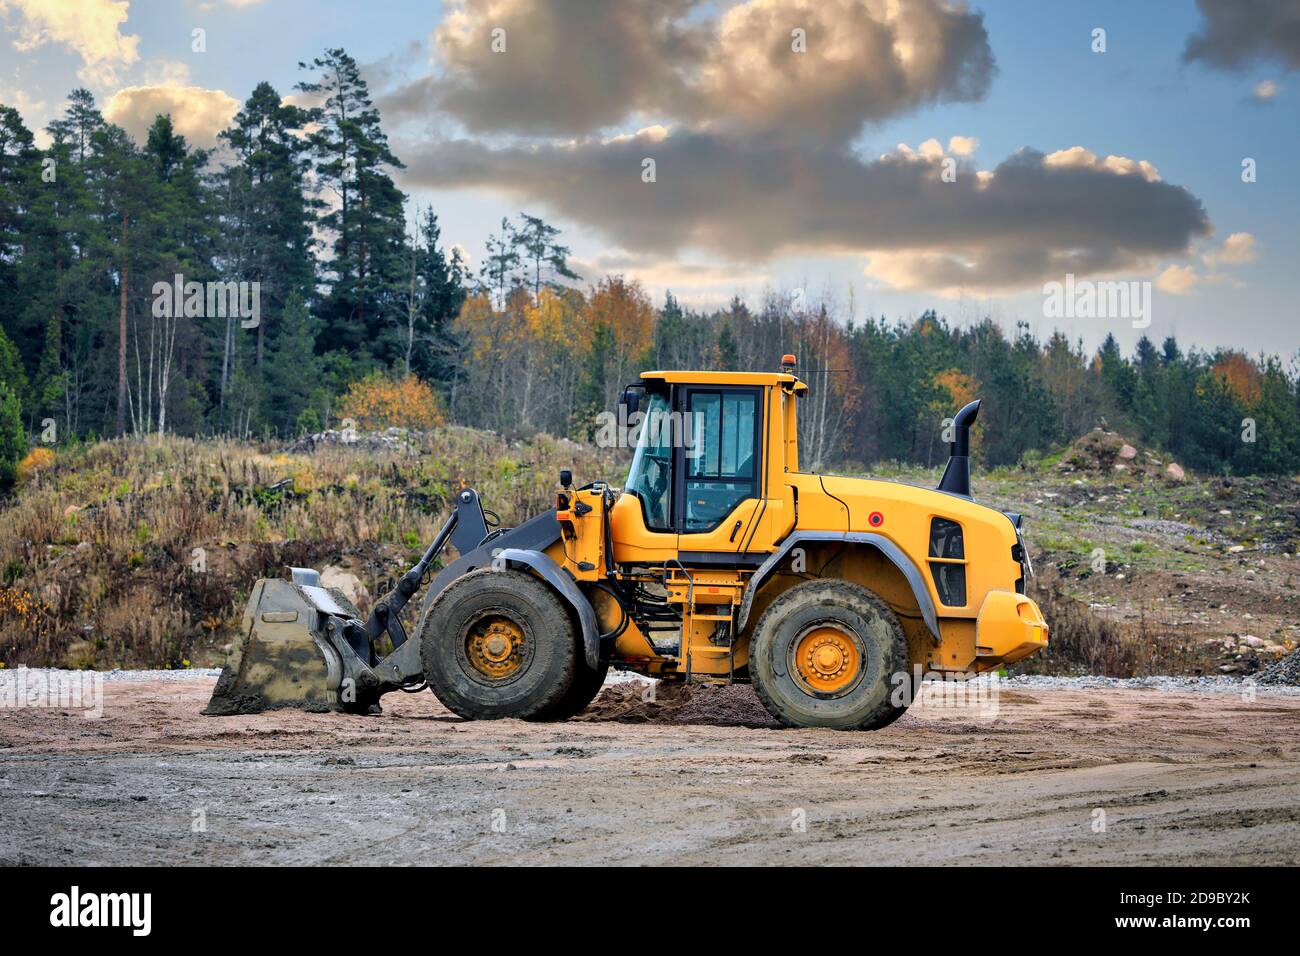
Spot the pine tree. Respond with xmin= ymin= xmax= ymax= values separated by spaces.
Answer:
xmin=516 ymin=213 xmax=579 ymax=296
xmin=32 ymin=91 xmax=107 ymax=438
xmin=573 ymin=320 xmax=614 ymax=440
xmin=88 ymin=123 xmax=160 ymax=435
xmin=218 ymin=82 xmax=317 ymax=373
xmin=298 ymin=49 xmax=408 ymax=363
xmin=0 ymin=325 xmax=28 ymax=408
xmin=0 ymin=379 xmax=24 ymax=492
xmin=478 ymin=217 xmax=522 ymax=307
xmin=33 ymin=313 xmax=64 ymax=427
xmin=0 ymin=104 xmax=41 ymax=375
xmin=45 ymin=89 xmax=102 ymax=165
xmin=262 ymin=292 xmax=321 ymax=434
xmin=405 ymin=207 xmax=465 ymax=388
xmin=717 ymin=321 xmax=738 ymax=370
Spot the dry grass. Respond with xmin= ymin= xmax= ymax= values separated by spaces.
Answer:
xmin=0 ymin=428 xmax=622 ymax=669
xmin=1015 ymin=569 xmax=1222 ymax=677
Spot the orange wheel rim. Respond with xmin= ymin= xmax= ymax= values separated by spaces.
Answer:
xmin=792 ymin=626 xmax=862 ymax=696
xmin=466 ymin=615 xmax=526 ymax=680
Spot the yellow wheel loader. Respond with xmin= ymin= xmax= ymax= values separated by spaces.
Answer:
xmin=206 ymin=357 xmax=1048 ymax=730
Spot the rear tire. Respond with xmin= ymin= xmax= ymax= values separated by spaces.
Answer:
xmin=420 ymin=568 xmax=577 ymax=720
xmin=749 ymin=579 xmax=910 ymax=730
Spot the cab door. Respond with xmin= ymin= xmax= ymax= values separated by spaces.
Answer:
xmin=674 ymin=385 xmax=765 ymax=558
xmin=610 ymin=387 xmax=682 ymax=564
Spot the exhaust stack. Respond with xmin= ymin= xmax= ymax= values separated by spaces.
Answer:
xmin=938 ymin=399 xmax=981 ymax=498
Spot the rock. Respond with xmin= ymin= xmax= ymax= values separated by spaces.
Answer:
xmin=319 ymin=566 xmax=371 ymax=609
xmin=1259 ymin=647 xmax=1300 ymax=685
xmin=1241 ymin=635 xmax=1265 ymax=648
xmin=1165 ymin=462 xmax=1185 ymax=481
xmin=1118 ymin=444 xmax=1137 ymax=460
xmin=283 ymin=427 xmax=424 ymax=455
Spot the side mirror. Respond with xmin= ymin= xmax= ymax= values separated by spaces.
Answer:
xmin=620 ymin=386 xmax=639 ymax=416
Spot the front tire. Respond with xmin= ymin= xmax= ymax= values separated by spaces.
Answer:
xmin=749 ymin=579 xmax=910 ymax=730
xmin=533 ymin=659 xmax=609 ymax=721
xmin=420 ymin=568 xmax=577 ymax=720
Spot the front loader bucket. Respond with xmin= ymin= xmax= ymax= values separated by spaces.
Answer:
xmin=204 ymin=494 xmax=486 ymax=716
xmin=204 ymin=577 xmax=344 ymax=715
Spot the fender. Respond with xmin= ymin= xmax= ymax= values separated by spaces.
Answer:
xmin=497 ymin=548 xmax=601 ymax=669
xmin=419 ymin=507 xmax=561 ymax=619
xmin=736 ymin=531 xmax=942 ymax=643
xmin=414 ymin=511 xmax=600 ymax=668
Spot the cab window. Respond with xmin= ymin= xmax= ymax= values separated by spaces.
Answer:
xmin=683 ymin=389 xmax=759 ymax=532
xmin=624 ymin=390 xmax=673 ymax=531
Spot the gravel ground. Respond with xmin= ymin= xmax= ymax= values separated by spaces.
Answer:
xmin=4 ymin=665 xmax=1297 ymax=693
xmin=2 ymin=673 xmax=1300 ymax=865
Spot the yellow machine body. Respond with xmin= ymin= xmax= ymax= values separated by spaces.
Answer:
xmin=552 ymin=369 xmax=1047 ymax=684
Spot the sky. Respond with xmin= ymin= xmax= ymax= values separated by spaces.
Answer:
xmin=1 ymin=0 xmax=1297 ymax=357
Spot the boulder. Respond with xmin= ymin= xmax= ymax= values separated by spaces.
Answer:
xmin=1165 ymin=462 xmax=1185 ymax=481
xmin=319 ymin=566 xmax=371 ymax=610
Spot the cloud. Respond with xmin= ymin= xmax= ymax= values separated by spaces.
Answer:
xmin=399 ymin=129 xmax=1211 ymax=293
xmin=1156 ymin=264 xmax=1200 ymax=295
xmin=571 ymin=252 xmax=773 ymax=292
xmin=1155 ymin=231 xmax=1256 ymax=296
xmin=1183 ymin=0 xmax=1300 ymax=71
xmin=104 ymin=85 xmax=239 ymax=149
xmin=1252 ymin=78 xmax=1281 ymax=100
xmin=947 ymin=135 xmax=979 ymax=156
xmin=688 ymin=0 xmax=995 ymax=140
xmin=418 ymin=0 xmax=705 ymax=136
xmin=388 ymin=0 xmax=995 ymax=140
xmin=0 ymin=0 xmax=140 ymax=85
xmin=1042 ymin=146 xmax=1161 ymax=182
xmin=1203 ymin=231 xmax=1257 ymax=265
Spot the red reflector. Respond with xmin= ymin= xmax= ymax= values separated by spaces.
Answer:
xmin=869 ymin=511 xmax=884 ymax=527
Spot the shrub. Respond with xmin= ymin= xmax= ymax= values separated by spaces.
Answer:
xmin=17 ymin=447 xmax=55 ymax=483
xmin=337 ymin=374 xmax=446 ymax=431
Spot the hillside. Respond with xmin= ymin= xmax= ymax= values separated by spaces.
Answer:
xmin=0 ymin=430 xmax=1295 ymax=676
xmin=0 ymin=428 xmax=622 ymax=670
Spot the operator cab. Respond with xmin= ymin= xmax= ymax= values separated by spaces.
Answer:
xmin=615 ymin=365 xmax=805 ymax=559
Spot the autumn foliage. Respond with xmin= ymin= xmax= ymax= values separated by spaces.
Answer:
xmin=338 ymin=374 xmax=446 ymax=430
xmin=1210 ymin=352 xmax=1262 ymax=405
xmin=16 ymin=447 xmax=56 ymax=484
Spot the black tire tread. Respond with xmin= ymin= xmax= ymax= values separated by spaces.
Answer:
xmin=420 ymin=568 xmax=577 ymax=720
xmin=749 ymin=578 xmax=910 ymax=731
xmin=531 ymin=659 xmax=609 ymax=721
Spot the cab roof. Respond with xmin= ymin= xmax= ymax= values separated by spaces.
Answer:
xmin=640 ymin=370 xmax=808 ymax=394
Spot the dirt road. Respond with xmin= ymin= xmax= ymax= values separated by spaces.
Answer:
xmin=2 ymin=675 xmax=1298 ymax=865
